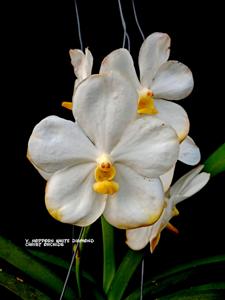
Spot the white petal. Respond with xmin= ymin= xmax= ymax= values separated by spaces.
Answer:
xmin=69 ymin=49 xmax=83 ymax=75
xmin=139 ymin=32 xmax=171 ymax=87
xmin=100 ymin=48 xmax=141 ymax=89
xmin=148 ymin=200 xmax=174 ymax=249
xmin=170 ymin=165 xmax=203 ymax=196
xmin=179 ymin=136 xmax=201 ymax=165
xmin=103 ymin=164 xmax=164 ymax=229
xmin=170 ymin=165 xmax=210 ymax=204
xmin=151 ymin=61 xmax=194 ymax=100
xmin=83 ymin=48 xmax=93 ymax=75
xmin=126 ymin=193 xmax=181 ymax=251
xmin=29 ymin=161 xmax=52 ymax=180
xmin=126 ymin=197 xmax=176 ymax=251
xmin=126 ymin=227 xmax=152 ymax=250
xmin=111 ymin=117 xmax=179 ymax=178
xmin=179 ymin=172 xmax=210 ymax=199
xmin=45 ymin=163 xmax=107 ymax=226
xmin=73 ymin=73 xmax=138 ymax=153
xmin=154 ymin=99 xmax=190 ymax=141
xmin=160 ymin=165 xmax=176 ymax=192
xmin=27 ymin=116 xmax=98 ymax=175
xmin=70 ymin=48 xmax=93 ymax=85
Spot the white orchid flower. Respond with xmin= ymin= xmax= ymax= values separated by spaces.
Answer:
xmin=126 ymin=165 xmax=210 ymax=251
xmin=62 ymin=48 xmax=93 ymax=110
xmin=100 ymin=32 xmax=200 ymax=166
xmin=27 ymin=73 xmax=179 ymax=229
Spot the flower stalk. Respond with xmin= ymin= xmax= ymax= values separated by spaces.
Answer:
xmin=75 ymin=226 xmax=91 ymax=299
xmin=101 ymin=216 xmax=116 ymax=294
xmin=107 ymin=249 xmax=144 ymax=300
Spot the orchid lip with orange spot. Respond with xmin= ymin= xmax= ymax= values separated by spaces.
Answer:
xmin=137 ymin=89 xmax=158 ymax=115
xmin=94 ymin=154 xmax=119 ymax=195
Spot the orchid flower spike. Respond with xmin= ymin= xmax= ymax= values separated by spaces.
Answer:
xmin=126 ymin=165 xmax=210 ymax=252
xmin=27 ymin=73 xmax=179 ymax=229
xmin=100 ymin=32 xmax=200 ymax=166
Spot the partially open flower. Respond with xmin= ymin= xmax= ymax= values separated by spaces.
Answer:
xmin=27 ymin=73 xmax=179 ymax=229
xmin=126 ymin=165 xmax=210 ymax=252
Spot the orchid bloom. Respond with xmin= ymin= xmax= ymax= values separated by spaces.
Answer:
xmin=100 ymin=32 xmax=200 ymax=166
xmin=27 ymin=73 xmax=179 ymax=229
xmin=126 ymin=165 xmax=210 ymax=252
xmin=62 ymin=48 xmax=93 ymax=110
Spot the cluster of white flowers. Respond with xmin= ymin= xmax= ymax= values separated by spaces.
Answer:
xmin=27 ymin=33 xmax=210 ymax=251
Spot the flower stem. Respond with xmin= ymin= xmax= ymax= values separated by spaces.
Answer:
xmin=107 ymin=249 xmax=144 ymax=300
xmin=75 ymin=226 xmax=91 ymax=299
xmin=101 ymin=216 xmax=116 ymax=294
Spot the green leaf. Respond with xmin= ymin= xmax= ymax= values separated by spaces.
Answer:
xmin=92 ymin=288 xmax=107 ymax=300
xmin=125 ymin=254 xmax=225 ymax=300
xmin=159 ymin=282 xmax=225 ymax=299
xmin=107 ymin=249 xmax=144 ymax=300
xmin=151 ymin=254 xmax=225 ymax=281
xmin=28 ymin=249 xmax=70 ymax=269
xmin=29 ymin=248 xmax=106 ymax=298
xmin=124 ymin=271 xmax=192 ymax=300
xmin=0 ymin=236 xmax=75 ymax=300
xmin=0 ymin=269 xmax=51 ymax=300
xmin=29 ymin=249 xmax=98 ymax=285
xmin=204 ymin=143 xmax=225 ymax=176
xmin=101 ymin=216 xmax=116 ymax=294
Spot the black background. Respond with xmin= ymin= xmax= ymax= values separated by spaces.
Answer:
xmin=2 ymin=0 xmax=225 ymax=298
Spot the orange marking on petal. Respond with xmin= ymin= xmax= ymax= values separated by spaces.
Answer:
xmin=150 ymin=233 xmax=161 ymax=253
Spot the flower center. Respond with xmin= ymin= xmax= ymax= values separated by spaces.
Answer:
xmin=137 ymin=89 xmax=158 ymax=115
xmin=93 ymin=154 xmax=119 ymax=195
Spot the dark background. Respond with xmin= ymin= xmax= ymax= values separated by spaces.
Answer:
xmin=2 ymin=0 xmax=225 ymax=298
